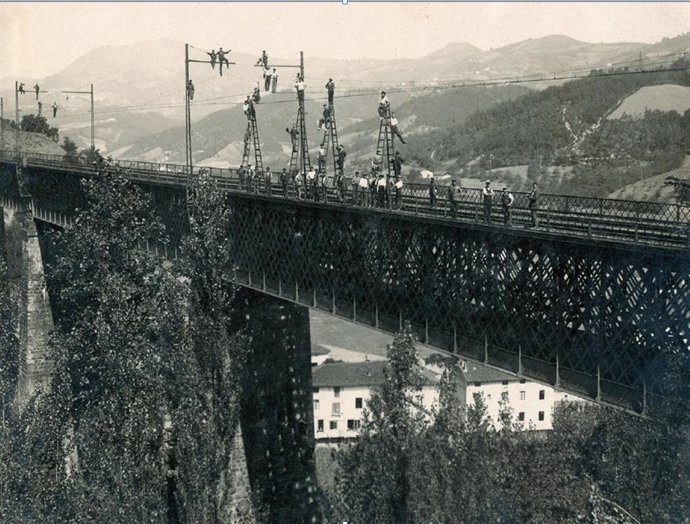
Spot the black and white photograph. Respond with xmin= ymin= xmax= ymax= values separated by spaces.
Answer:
xmin=0 ymin=2 xmax=689 ymax=522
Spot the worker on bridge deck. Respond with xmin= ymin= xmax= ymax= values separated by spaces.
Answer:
xmin=280 ymin=168 xmax=289 ymax=197
xmin=528 ymin=182 xmax=539 ymax=228
xmin=336 ymin=145 xmax=346 ymax=173
xmin=448 ymin=178 xmax=461 ymax=218
xmin=263 ymin=66 xmax=272 ymax=92
xmin=264 ymin=167 xmax=272 ymax=194
xmin=429 ymin=176 xmax=437 ymax=208
xmin=483 ymin=180 xmax=494 ymax=223
xmin=501 ymin=186 xmax=514 ymax=226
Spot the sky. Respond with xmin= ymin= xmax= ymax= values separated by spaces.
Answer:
xmin=1 ymin=2 xmax=689 ymax=78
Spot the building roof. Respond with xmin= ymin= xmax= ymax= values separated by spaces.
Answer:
xmin=312 ymin=361 xmax=437 ymax=388
xmin=463 ymin=362 xmax=519 ymax=384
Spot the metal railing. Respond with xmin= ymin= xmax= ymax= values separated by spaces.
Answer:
xmin=2 ymin=150 xmax=689 ymax=250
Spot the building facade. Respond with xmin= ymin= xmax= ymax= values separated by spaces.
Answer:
xmin=311 ymin=361 xmax=439 ymax=442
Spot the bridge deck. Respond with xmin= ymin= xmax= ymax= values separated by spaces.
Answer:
xmin=2 ymin=150 xmax=689 ymax=251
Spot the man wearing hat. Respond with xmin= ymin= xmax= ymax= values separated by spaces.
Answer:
xmin=501 ymin=185 xmax=515 ymax=226
xmin=325 ymin=79 xmax=335 ymax=106
xmin=482 ymin=180 xmax=494 ymax=223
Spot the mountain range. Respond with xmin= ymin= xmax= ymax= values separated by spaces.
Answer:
xmin=2 ymin=32 xmax=688 ymax=150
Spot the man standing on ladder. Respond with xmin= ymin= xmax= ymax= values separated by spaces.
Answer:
xmin=295 ymin=76 xmax=306 ymax=105
xmin=325 ymin=79 xmax=335 ymax=106
xmin=378 ymin=91 xmax=390 ymax=119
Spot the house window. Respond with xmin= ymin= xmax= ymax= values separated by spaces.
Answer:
xmin=474 ymin=381 xmax=482 ymax=387
xmin=334 ymin=387 xmax=341 ymax=398
xmin=355 ymin=397 xmax=363 ymax=409
xmin=538 ymin=411 xmax=545 ymax=421
xmin=347 ymin=419 xmax=361 ymax=430
xmin=520 ymin=391 xmax=526 ymax=401
xmin=539 ymin=390 xmax=545 ymax=400
xmin=519 ymin=379 xmax=526 ymax=384
xmin=313 ymin=400 xmax=320 ymax=411
xmin=317 ymin=420 xmax=324 ymax=432
xmin=518 ymin=412 xmax=525 ymax=421
xmin=313 ymin=387 xmax=320 ymax=393
xmin=502 ymin=380 xmax=509 ymax=385
xmin=330 ymin=420 xmax=338 ymax=430
xmin=487 ymin=394 xmax=491 ymax=401
xmin=332 ymin=403 xmax=341 ymax=417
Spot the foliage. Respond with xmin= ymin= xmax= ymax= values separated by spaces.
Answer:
xmin=20 ymin=114 xmax=59 ymax=142
xmin=333 ymin=326 xmax=425 ymax=523
xmin=0 ymin=164 xmax=250 ymax=522
xmin=61 ymin=136 xmax=79 ymax=163
xmin=331 ymin=329 xmax=690 ymax=523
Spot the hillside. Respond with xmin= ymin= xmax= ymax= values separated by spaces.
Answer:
xmin=4 ymin=32 xmax=690 ymax=157
xmin=608 ymin=84 xmax=690 ymax=119
xmin=608 ymin=155 xmax=690 ymax=202
xmin=0 ymin=131 xmax=64 ymax=155
xmin=121 ymin=85 xmax=528 ymax=168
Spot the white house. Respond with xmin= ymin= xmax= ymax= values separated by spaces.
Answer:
xmin=311 ymin=361 xmax=439 ymax=443
xmin=462 ymin=362 xmax=584 ymax=431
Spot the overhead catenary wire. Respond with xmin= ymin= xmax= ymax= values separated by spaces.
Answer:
xmin=9 ymin=58 xmax=690 ymax=123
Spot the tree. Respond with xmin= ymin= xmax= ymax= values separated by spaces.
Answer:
xmin=334 ymin=326 xmax=425 ymax=523
xmin=20 ymin=114 xmax=59 ymax=142
xmin=61 ymin=136 xmax=79 ymax=163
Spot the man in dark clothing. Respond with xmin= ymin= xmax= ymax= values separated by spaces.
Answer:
xmin=187 ymin=80 xmax=195 ymax=101
xmin=393 ymin=152 xmax=403 ymax=179
xmin=18 ymin=83 xmax=25 ymax=95
xmin=37 ymin=101 xmax=42 ymax=116
xmin=256 ymin=50 xmax=268 ymax=68
xmin=528 ymin=182 xmax=539 ymax=227
xmin=252 ymin=86 xmax=261 ymax=104
xmin=336 ymin=145 xmax=346 ymax=173
xmin=280 ymin=168 xmax=289 ymax=197
xmin=207 ymin=50 xmax=217 ymax=69
xmin=263 ymin=66 xmax=272 ymax=92
xmin=482 ymin=180 xmax=494 ymax=223
xmin=429 ymin=177 xmax=437 ymax=208
xmin=286 ymin=125 xmax=298 ymax=152
xmin=34 ymin=84 xmax=40 ymax=100
xmin=52 ymin=102 xmax=58 ymax=118
xmin=448 ymin=178 xmax=461 ymax=218
xmin=325 ymin=79 xmax=335 ymax=106
xmin=318 ymin=104 xmax=330 ymax=130
xmin=238 ymin=165 xmax=246 ymax=190
xmin=501 ymin=186 xmax=514 ymax=226
xmin=335 ymin=169 xmax=345 ymax=202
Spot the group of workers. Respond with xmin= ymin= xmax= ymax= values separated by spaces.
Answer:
xmin=17 ymin=82 xmax=60 ymax=117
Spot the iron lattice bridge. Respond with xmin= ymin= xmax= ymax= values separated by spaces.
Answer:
xmin=1 ymin=152 xmax=689 ymax=412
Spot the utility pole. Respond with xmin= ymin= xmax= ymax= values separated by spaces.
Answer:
xmin=184 ymin=43 xmax=235 ymax=207
xmin=15 ymin=82 xmax=20 ymax=162
xmin=62 ymin=86 xmax=95 ymax=151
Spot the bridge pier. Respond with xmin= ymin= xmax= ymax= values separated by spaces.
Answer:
xmin=233 ymin=287 xmax=319 ymax=523
xmin=4 ymin=209 xmax=55 ymax=407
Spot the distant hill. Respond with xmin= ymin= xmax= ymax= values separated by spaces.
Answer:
xmin=121 ymin=85 xmax=528 ymax=169
xmin=608 ymin=155 xmax=690 ymax=202
xmin=608 ymin=84 xmax=690 ymax=119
